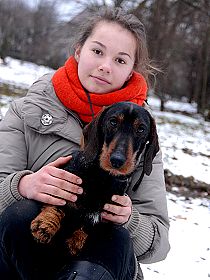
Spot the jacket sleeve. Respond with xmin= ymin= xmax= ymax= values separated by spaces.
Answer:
xmin=0 ymin=100 xmax=32 ymax=214
xmin=124 ymin=150 xmax=170 ymax=263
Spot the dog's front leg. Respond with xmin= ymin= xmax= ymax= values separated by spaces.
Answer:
xmin=31 ymin=206 xmax=65 ymax=244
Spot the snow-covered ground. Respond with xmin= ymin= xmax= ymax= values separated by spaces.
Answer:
xmin=149 ymin=100 xmax=210 ymax=185
xmin=0 ymin=57 xmax=210 ymax=279
xmin=0 ymin=56 xmax=54 ymax=89
xmin=142 ymin=193 xmax=210 ymax=279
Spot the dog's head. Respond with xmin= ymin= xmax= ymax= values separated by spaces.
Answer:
xmin=82 ymin=102 xmax=159 ymax=176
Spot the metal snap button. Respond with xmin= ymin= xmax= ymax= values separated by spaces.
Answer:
xmin=40 ymin=113 xmax=53 ymax=126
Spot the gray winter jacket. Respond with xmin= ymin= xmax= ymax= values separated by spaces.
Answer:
xmin=0 ymin=73 xmax=170 ymax=279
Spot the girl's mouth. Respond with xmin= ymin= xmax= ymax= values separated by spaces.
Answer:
xmin=90 ymin=75 xmax=111 ymax=85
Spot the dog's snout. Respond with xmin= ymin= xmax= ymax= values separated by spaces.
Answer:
xmin=110 ymin=153 xmax=126 ymax=169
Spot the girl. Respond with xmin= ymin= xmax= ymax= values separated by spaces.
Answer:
xmin=0 ymin=7 xmax=170 ymax=280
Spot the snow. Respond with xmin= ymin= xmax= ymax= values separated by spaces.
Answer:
xmin=0 ymin=57 xmax=54 ymax=89
xmin=150 ymin=95 xmax=198 ymax=114
xmin=0 ymin=57 xmax=210 ymax=280
xmin=150 ymin=108 xmax=210 ymax=184
xmin=142 ymin=193 xmax=210 ymax=279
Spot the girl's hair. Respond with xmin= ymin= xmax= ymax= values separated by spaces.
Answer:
xmin=73 ymin=7 xmax=156 ymax=83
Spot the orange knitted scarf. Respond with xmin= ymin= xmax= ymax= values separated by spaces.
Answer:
xmin=52 ymin=56 xmax=147 ymax=123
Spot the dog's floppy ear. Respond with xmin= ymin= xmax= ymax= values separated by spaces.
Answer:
xmin=143 ymin=116 xmax=159 ymax=175
xmin=82 ymin=108 xmax=106 ymax=162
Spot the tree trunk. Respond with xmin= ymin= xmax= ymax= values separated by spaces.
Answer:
xmin=199 ymin=19 xmax=210 ymax=114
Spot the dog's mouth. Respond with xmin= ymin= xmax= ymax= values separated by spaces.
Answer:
xmin=99 ymin=143 xmax=137 ymax=176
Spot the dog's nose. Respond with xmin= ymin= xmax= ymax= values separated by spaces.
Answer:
xmin=110 ymin=153 xmax=126 ymax=169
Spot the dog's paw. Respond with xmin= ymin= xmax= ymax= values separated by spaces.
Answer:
xmin=31 ymin=206 xmax=65 ymax=244
xmin=66 ymin=228 xmax=88 ymax=256
xmin=31 ymin=219 xmax=56 ymax=243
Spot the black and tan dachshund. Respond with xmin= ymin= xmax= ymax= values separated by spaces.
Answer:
xmin=31 ymin=101 xmax=159 ymax=255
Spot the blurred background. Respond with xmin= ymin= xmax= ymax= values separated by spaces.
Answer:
xmin=0 ymin=0 xmax=209 ymax=119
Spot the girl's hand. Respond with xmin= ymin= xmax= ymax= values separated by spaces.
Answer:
xmin=101 ymin=195 xmax=132 ymax=225
xmin=18 ymin=156 xmax=83 ymax=206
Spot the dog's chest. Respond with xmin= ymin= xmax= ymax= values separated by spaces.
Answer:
xmin=63 ymin=151 xmax=128 ymax=212
xmin=77 ymin=164 xmax=126 ymax=211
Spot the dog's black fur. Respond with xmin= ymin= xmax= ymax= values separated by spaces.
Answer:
xmin=31 ymin=102 xmax=159 ymax=255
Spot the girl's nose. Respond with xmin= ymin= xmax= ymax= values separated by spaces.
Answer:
xmin=98 ymin=61 xmax=111 ymax=74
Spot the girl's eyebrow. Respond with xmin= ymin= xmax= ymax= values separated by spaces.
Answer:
xmin=92 ymin=40 xmax=106 ymax=48
xmin=91 ymin=40 xmax=131 ymax=59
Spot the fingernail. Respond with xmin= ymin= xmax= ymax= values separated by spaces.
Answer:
xmin=77 ymin=178 xmax=82 ymax=184
xmin=72 ymin=195 xmax=77 ymax=202
xmin=78 ymin=188 xmax=83 ymax=194
xmin=60 ymin=200 xmax=66 ymax=205
xmin=112 ymin=195 xmax=117 ymax=201
xmin=104 ymin=204 xmax=109 ymax=210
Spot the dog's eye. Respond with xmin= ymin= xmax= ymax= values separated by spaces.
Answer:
xmin=136 ymin=126 xmax=145 ymax=134
xmin=109 ymin=118 xmax=118 ymax=127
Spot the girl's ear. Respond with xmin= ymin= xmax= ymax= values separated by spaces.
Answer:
xmin=75 ymin=46 xmax=81 ymax=62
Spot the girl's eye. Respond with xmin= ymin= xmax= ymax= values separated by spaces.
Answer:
xmin=116 ymin=58 xmax=126 ymax=64
xmin=92 ymin=49 xmax=103 ymax=55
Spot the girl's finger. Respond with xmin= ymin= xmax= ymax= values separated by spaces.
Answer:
xmin=103 ymin=203 xmax=128 ymax=216
xmin=35 ymin=193 xmax=67 ymax=206
xmin=101 ymin=212 xmax=125 ymax=224
xmin=48 ymin=156 xmax=72 ymax=167
xmin=41 ymin=184 xmax=78 ymax=202
xmin=46 ymin=165 xmax=82 ymax=185
xmin=111 ymin=195 xmax=131 ymax=207
xmin=42 ymin=175 xmax=83 ymax=194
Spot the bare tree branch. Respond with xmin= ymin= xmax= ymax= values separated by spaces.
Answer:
xmin=180 ymin=0 xmax=210 ymax=17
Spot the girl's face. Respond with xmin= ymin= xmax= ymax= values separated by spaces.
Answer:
xmin=75 ymin=21 xmax=136 ymax=94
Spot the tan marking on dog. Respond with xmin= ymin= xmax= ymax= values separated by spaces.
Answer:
xmin=117 ymin=114 xmax=124 ymax=122
xmin=99 ymin=137 xmax=118 ymax=171
xmin=66 ymin=228 xmax=88 ymax=256
xmin=133 ymin=118 xmax=141 ymax=129
xmin=31 ymin=206 xmax=65 ymax=243
xmin=100 ymin=138 xmax=137 ymax=176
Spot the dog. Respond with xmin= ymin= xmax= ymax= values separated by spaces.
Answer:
xmin=31 ymin=101 xmax=159 ymax=255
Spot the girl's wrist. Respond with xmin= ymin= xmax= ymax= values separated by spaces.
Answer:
xmin=10 ymin=170 xmax=34 ymax=201
xmin=18 ymin=174 xmax=31 ymax=198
